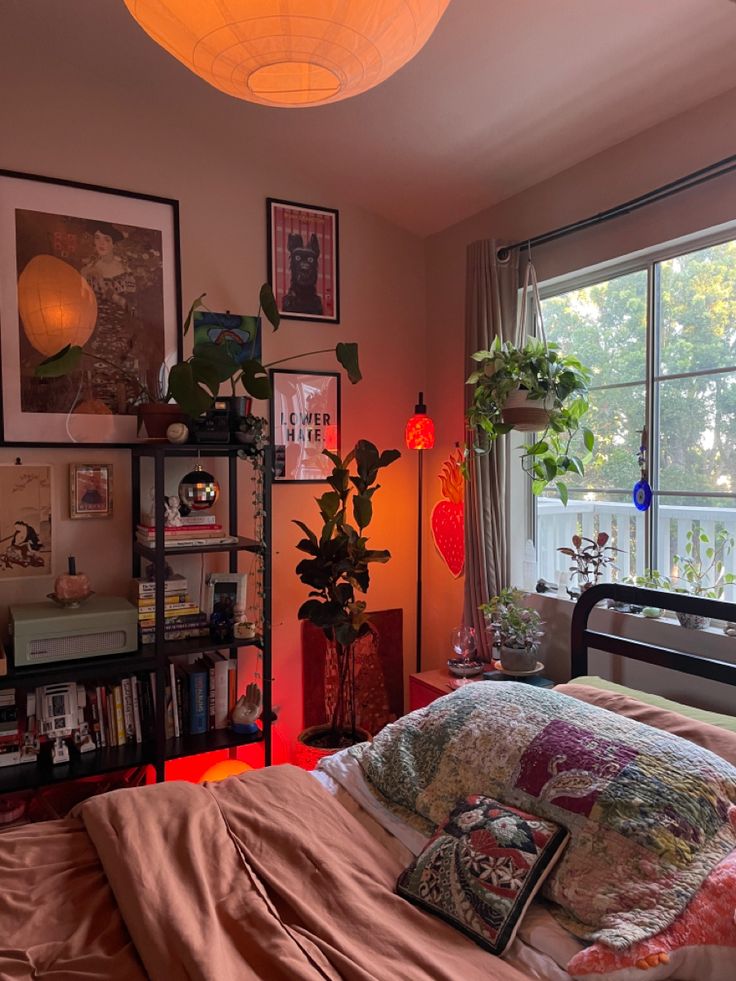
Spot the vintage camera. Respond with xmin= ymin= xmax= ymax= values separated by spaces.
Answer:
xmin=189 ymin=401 xmax=232 ymax=443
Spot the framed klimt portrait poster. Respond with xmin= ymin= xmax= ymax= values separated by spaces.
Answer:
xmin=69 ymin=463 xmax=113 ymax=519
xmin=270 ymin=370 xmax=340 ymax=483
xmin=267 ymin=198 xmax=339 ymax=324
xmin=0 ymin=464 xmax=52 ymax=580
xmin=0 ymin=169 xmax=182 ymax=444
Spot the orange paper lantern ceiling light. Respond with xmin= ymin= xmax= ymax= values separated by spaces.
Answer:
xmin=122 ymin=1 xmax=452 ymax=108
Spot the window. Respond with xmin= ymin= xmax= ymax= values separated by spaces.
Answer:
xmin=535 ymin=233 xmax=736 ymax=601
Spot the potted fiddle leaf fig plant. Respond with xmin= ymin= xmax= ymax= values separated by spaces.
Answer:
xmin=35 ymin=283 xmax=362 ymax=436
xmin=294 ymin=440 xmax=400 ymax=759
xmin=466 ymin=336 xmax=593 ymax=504
xmin=480 ymin=587 xmax=544 ymax=673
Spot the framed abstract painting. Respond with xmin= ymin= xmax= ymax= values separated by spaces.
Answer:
xmin=0 ymin=169 xmax=181 ymax=445
xmin=267 ymin=198 xmax=339 ymax=324
xmin=270 ymin=369 xmax=340 ymax=483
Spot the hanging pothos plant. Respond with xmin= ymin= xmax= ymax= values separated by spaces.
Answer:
xmin=466 ymin=335 xmax=594 ymax=505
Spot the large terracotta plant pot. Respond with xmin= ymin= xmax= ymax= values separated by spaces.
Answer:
xmin=137 ymin=403 xmax=187 ymax=440
xmin=294 ymin=723 xmax=370 ymax=770
xmin=501 ymin=389 xmax=552 ymax=432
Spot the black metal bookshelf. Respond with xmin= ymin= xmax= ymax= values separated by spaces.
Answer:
xmin=0 ymin=441 xmax=272 ymax=793
xmin=131 ymin=441 xmax=272 ymax=781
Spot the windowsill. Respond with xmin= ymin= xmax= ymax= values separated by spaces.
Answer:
xmin=520 ymin=590 xmax=736 ymax=715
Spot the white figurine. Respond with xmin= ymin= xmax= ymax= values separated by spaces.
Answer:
xmin=164 ymin=496 xmax=183 ymax=526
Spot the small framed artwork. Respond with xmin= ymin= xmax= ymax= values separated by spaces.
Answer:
xmin=0 ymin=464 xmax=52 ymax=580
xmin=270 ymin=369 xmax=340 ymax=483
xmin=267 ymin=198 xmax=339 ymax=324
xmin=69 ymin=463 xmax=113 ymax=519
xmin=205 ymin=573 xmax=248 ymax=616
xmin=0 ymin=168 xmax=182 ymax=445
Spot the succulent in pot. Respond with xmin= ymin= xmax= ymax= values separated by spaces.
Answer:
xmin=466 ymin=336 xmax=593 ymax=505
xmin=480 ymin=587 xmax=544 ymax=673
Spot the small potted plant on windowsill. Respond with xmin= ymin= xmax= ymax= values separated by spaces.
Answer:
xmin=558 ymin=532 xmax=622 ymax=595
xmin=480 ymin=588 xmax=544 ymax=673
xmin=466 ymin=336 xmax=594 ymax=505
xmin=622 ymin=570 xmax=673 ymax=617
xmin=672 ymin=528 xmax=736 ymax=629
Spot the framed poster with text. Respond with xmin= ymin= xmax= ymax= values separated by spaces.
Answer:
xmin=0 ymin=169 xmax=181 ymax=445
xmin=267 ymin=198 xmax=339 ymax=324
xmin=270 ymin=370 xmax=340 ymax=483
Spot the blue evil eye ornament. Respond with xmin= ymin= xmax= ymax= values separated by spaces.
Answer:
xmin=633 ymin=478 xmax=652 ymax=512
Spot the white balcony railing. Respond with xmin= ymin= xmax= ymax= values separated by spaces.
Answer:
xmin=537 ymin=497 xmax=736 ymax=601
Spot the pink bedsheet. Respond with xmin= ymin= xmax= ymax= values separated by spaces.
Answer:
xmin=0 ymin=765 xmax=530 ymax=981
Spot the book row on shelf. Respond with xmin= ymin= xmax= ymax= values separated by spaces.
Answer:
xmin=0 ymin=652 xmax=240 ymax=769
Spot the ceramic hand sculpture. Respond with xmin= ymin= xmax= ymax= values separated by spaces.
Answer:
xmin=231 ymin=682 xmax=262 ymax=734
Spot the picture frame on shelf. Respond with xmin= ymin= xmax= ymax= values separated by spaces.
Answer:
xmin=205 ymin=572 xmax=247 ymax=616
xmin=0 ymin=169 xmax=182 ymax=445
xmin=0 ymin=463 xmax=52 ymax=581
xmin=69 ymin=463 xmax=113 ymax=519
xmin=270 ymin=369 xmax=340 ymax=483
xmin=267 ymin=198 xmax=339 ymax=324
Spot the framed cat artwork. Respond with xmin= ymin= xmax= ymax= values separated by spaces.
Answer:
xmin=266 ymin=198 xmax=339 ymax=324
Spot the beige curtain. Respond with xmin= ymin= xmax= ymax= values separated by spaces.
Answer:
xmin=463 ymin=240 xmax=521 ymax=660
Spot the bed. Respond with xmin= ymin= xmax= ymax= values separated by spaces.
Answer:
xmin=1 ymin=584 xmax=735 ymax=981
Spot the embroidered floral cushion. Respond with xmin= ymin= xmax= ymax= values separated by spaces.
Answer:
xmin=567 ymin=848 xmax=736 ymax=981
xmin=397 ymin=795 xmax=569 ymax=956
xmin=350 ymin=684 xmax=736 ymax=949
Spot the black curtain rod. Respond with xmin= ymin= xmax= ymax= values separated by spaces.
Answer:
xmin=496 ymin=151 xmax=736 ymax=262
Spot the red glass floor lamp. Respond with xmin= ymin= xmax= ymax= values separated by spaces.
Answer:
xmin=405 ymin=392 xmax=435 ymax=672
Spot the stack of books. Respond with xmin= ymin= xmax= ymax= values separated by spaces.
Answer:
xmin=135 ymin=513 xmax=236 ymax=549
xmin=0 ymin=690 xmax=19 ymax=768
xmin=131 ymin=576 xmax=209 ymax=644
xmin=167 ymin=653 xmax=237 ymax=738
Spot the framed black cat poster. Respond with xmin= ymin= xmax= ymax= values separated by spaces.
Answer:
xmin=267 ymin=198 xmax=339 ymax=324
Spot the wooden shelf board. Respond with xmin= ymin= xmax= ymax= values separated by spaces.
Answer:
xmin=165 ymin=727 xmax=263 ymax=762
xmin=131 ymin=442 xmax=257 ymax=457
xmin=145 ymin=635 xmax=262 ymax=660
xmin=0 ymin=743 xmax=153 ymax=794
xmin=134 ymin=535 xmax=262 ymax=558
xmin=0 ymin=652 xmax=157 ymax=691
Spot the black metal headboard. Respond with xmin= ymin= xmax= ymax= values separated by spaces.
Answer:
xmin=570 ymin=583 xmax=736 ymax=687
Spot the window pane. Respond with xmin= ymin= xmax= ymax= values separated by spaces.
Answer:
xmin=657 ymin=372 xmax=736 ymax=494
xmin=658 ymin=239 xmax=736 ymax=376
xmin=542 ymin=270 xmax=647 ymax=388
xmin=655 ymin=496 xmax=736 ymax=602
xmin=550 ymin=385 xmax=644 ymax=491
xmin=537 ymin=491 xmax=644 ymax=585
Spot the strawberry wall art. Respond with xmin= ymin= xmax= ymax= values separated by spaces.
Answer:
xmin=430 ymin=448 xmax=465 ymax=578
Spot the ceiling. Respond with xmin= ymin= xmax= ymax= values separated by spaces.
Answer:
xmin=3 ymin=0 xmax=736 ymax=236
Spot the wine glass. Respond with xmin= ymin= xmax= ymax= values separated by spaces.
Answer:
xmin=451 ymin=625 xmax=477 ymax=664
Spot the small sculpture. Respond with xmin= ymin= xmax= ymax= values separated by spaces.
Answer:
xmin=231 ymin=682 xmax=262 ymax=734
xmin=164 ymin=496 xmax=183 ymax=526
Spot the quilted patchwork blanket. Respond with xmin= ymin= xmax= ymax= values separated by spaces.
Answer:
xmin=350 ymin=684 xmax=736 ymax=949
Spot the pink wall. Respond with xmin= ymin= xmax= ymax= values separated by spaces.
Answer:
xmin=0 ymin=51 xmax=426 ymax=750
xmin=423 ymin=85 xmax=736 ymax=670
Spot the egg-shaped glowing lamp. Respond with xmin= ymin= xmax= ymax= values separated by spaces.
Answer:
xmin=18 ymin=255 xmax=97 ymax=357
xmin=199 ymin=759 xmax=253 ymax=783
xmin=122 ymin=1 xmax=451 ymax=108
xmin=405 ymin=392 xmax=435 ymax=450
